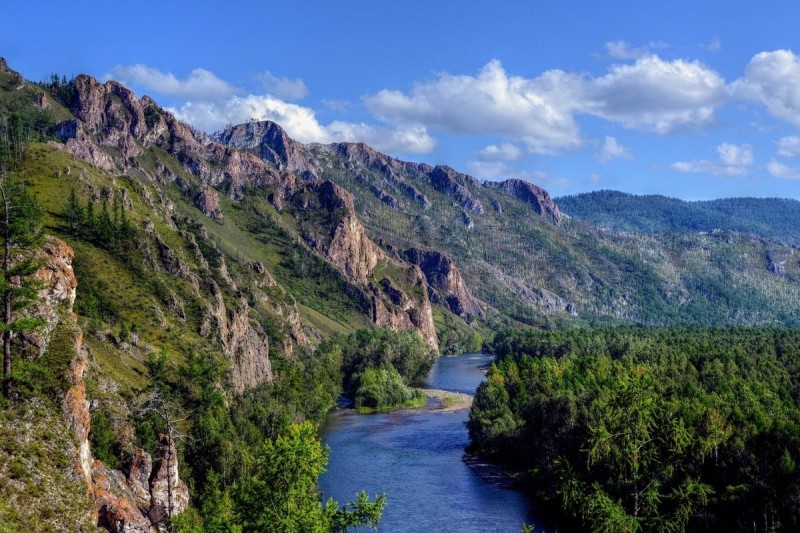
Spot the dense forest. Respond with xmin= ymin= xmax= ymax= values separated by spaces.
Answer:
xmin=469 ymin=327 xmax=800 ymax=531
xmin=557 ymin=190 xmax=800 ymax=247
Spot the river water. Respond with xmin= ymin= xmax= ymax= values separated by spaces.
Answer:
xmin=320 ymin=354 xmax=548 ymax=532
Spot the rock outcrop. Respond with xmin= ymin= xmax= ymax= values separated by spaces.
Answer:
xmin=493 ymin=179 xmax=563 ymax=223
xmin=429 ymin=166 xmax=484 ymax=215
xmin=195 ymin=185 xmax=223 ymax=220
xmin=212 ymin=121 xmax=317 ymax=179
xmin=38 ymin=237 xmax=190 ymax=532
xmin=200 ymin=278 xmax=273 ymax=393
xmin=370 ymin=265 xmax=439 ymax=350
xmin=294 ymin=180 xmax=385 ymax=283
xmin=401 ymin=248 xmax=485 ymax=319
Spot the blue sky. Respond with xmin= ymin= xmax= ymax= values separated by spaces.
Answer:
xmin=5 ymin=0 xmax=800 ymax=200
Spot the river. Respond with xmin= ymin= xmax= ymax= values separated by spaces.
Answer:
xmin=320 ymin=353 xmax=550 ymax=532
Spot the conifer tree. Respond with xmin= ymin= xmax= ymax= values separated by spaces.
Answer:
xmin=63 ymin=188 xmax=82 ymax=234
xmin=0 ymin=119 xmax=43 ymax=399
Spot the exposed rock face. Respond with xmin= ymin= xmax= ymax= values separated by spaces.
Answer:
xmin=147 ymin=435 xmax=190 ymax=525
xmin=429 ymin=166 xmax=484 ymax=214
xmin=195 ymin=186 xmax=223 ymax=220
xmin=36 ymin=237 xmax=190 ymax=532
xmin=212 ymin=121 xmax=317 ymax=179
xmin=200 ymin=278 xmax=273 ymax=393
xmin=494 ymin=179 xmax=563 ymax=223
xmin=401 ymin=248 xmax=485 ymax=319
xmin=370 ymin=265 xmax=439 ymax=350
xmin=295 ymin=180 xmax=385 ymax=283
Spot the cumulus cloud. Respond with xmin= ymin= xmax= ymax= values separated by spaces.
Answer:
xmin=108 ymin=65 xmax=239 ymax=102
xmin=364 ymin=57 xmax=728 ymax=155
xmin=586 ymin=56 xmax=728 ymax=133
xmin=777 ymin=136 xmax=800 ymax=157
xmin=365 ymin=60 xmax=585 ymax=154
xmin=477 ymin=143 xmax=523 ymax=161
xmin=671 ymin=143 xmax=754 ymax=176
xmin=767 ymin=159 xmax=800 ymax=180
xmin=170 ymin=95 xmax=434 ymax=153
xmin=597 ymin=136 xmax=632 ymax=163
xmin=732 ymin=50 xmax=800 ymax=127
xmin=326 ymin=121 xmax=436 ymax=153
xmin=256 ymin=71 xmax=308 ymax=100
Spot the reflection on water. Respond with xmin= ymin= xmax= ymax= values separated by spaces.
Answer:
xmin=320 ymin=354 xmax=548 ymax=532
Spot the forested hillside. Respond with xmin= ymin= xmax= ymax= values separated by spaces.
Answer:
xmin=558 ymin=190 xmax=800 ymax=246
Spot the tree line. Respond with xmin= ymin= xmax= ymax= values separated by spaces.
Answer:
xmin=470 ymin=326 xmax=800 ymax=531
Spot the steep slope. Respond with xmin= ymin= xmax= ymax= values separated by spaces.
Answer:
xmin=215 ymin=121 xmax=800 ymax=328
xmin=37 ymin=69 xmax=440 ymax=351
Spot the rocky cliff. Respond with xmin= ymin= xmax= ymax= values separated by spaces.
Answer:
xmin=54 ymin=75 xmax=439 ymax=348
xmin=491 ymin=178 xmax=562 ymax=223
xmin=49 ymin=237 xmax=190 ymax=532
xmin=401 ymin=248 xmax=485 ymax=319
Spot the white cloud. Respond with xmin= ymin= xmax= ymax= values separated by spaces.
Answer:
xmin=767 ymin=159 xmax=800 ymax=180
xmin=477 ymin=143 xmax=522 ymax=161
xmin=171 ymin=95 xmax=329 ymax=141
xmin=671 ymin=143 xmax=754 ymax=176
xmin=364 ymin=57 xmax=728 ymax=156
xmin=256 ymin=71 xmax=308 ymax=100
xmin=170 ymin=95 xmax=435 ymax=154
xmin=586 ymin=56 xmax=728 ymax=133
xmin=108 ymin=65 xmax=239 ymax=102
xmin=605 ymin=40 xmax=668 ymax=60
xmin=597 ymin=136 xmax=632 ymax=163
xmin=778 ymin=135 xmax=800 ymax=157
xmin=326 ymin=122 xmax=436 ymax=154
xmin=365 ymin=60 xmax=585 ymax=155
xmin=733 ymin=50 xmax=800 ymax=127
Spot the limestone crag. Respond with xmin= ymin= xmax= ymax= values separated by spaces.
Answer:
xmin=401 ymin=248 xmax=485 ymax=319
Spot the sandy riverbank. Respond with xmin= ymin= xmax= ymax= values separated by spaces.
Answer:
xmin=422 ymin=388 xmax=473 ymax=411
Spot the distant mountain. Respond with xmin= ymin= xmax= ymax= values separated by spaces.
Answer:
xmin=557 ymin=190 xmax=800 ymax=246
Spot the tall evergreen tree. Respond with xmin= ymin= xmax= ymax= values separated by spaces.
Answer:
xmin=62 ymin=188 xmax=82 ymax=234
xmin=0 ymin=121 xmax=43 ymax=399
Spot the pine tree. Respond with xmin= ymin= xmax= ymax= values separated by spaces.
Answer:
xmin=63 ymin=188 xmax=82 ymax=234
xmin=0 ymin=123 xmax=43 ymax=399
xmin=83 ymin=198 xmax=96 ymax=241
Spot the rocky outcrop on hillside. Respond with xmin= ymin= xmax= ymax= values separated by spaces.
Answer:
xmin=212 ymin=121 xmax=317 ymax=179
xmin=492 ymin=179 xmax=563 ymax=223
xmin=429 ymin=166 xmax=484 ymax=215
xmin=195 ymin=185 xmax=223 ymax=220
xmin=294 ymin=180 xmax=385 ymax=283
xmin=200 ymin=278 xmax=273 ymax=393
xmin=370 ymin=266 xmax=439 ymax=350
xmin=401 ymin=248 xmax=485 ymax=319
xmin=45 ymin=236 xmax=190 ymax=532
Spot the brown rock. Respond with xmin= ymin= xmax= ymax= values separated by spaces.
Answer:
xmin=402 ymin=248 xmax=485 ymax=319
xmin=148 ymin=435 xmax=189 ymax=526
xmin=195 ymin=186 xmax=222 ymax=220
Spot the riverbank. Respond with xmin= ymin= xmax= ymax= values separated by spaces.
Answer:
xmin=422 ymin=388 xmax=473 ymax=411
